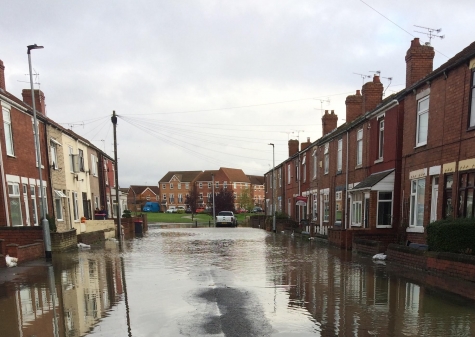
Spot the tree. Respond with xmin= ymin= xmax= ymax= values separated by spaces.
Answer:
xmin=214 ymin=187 xmax=235 ymax=214
xmin=238 ymin=187 xmax=254 ymax=212
xmin=185 ymin=186 xmax=199 ymax=220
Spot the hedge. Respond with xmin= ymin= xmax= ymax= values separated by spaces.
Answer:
xmin=427 ymin=218 xmax=475 ymax=254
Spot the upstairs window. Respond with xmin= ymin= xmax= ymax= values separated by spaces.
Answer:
xmin=288 ymin=164 xmax=291 ymax=184
xmin=356 ymin=129 xmax=363 ymax=166
xmin=312 ymin=149 xmax=317 ymax=179
xmin=416 ymin=96 xmax=429 ymax=146
xmin=324 ymin=143 xmax=329 ymax=174
xmin=170 ymin=183 xmax=174 ymax=189
xmin=470 ymin=69 xmax=475 ymax=128
xmin=337 ymin=139 xmax=342 ymax=172
xmin=3 ymin=108 xmax=14 ymax=156
xmin=378 ymin=117 xmax=384 ymax=159
xmin=78 ymin=149 xmax=85 ymax=172
xmin=178 ymin=183 xmax=181 ymax=189
xmin=162 ymin=183 xmax=166 ymax=189
xmin=50 ymin=141 xmax=58 ymax=170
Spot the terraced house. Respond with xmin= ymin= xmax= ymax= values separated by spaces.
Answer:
xmin=158 ymin=171 xmax=202 ymax=211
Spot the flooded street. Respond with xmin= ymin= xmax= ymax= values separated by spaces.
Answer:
xmin=2 ymin=227 xmax=475 ymax=336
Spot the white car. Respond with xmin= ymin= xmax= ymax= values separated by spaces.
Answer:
xmin=166 ymin=206 xmax=177 ymax=213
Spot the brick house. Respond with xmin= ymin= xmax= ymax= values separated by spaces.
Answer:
xmin=247 ymin=175 xmax=265 ymax=207
xmin=158 ymin=171 xmax=202 ymax=210
xmin=127 ymin=185 xmax=160 ymax=212
xmin=401 ymin=39 xmax=475 ymax=244
xmin=98 ymin=152 xmax=116 ymax=218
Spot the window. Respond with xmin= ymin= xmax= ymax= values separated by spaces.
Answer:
xmin=95 ymin=196 xmax=99 ymax=209
xmin=357 ymin=129 xmax=363 ymax=166
xmin=216 ymin=181 xmax=219 ymax=188
xmin=199 ymin=182 xmax=203 ymax=188
xmin=78 ymin=149 xmax=85 ymax=172
xmin=410 ymin=178 xmax=426 ymax=227
xmin=91 ymin=154 xmax=98 ymax=176
xmin=223 ymin=181 xmax=227 ymax=189
xmin=458 ymin=172 xmax=475 ymax=218
xmin=295 ymin=160 xmax=299 ymax=182
xmin=233 ymin=182 xmax=237 ymax=189
xmin=30 ymin=185 xmax=38 ymax=225
xmin=335 ymin=191 xmax=342 ymax=223
xmin=288 ymin=164 xmax=291 ymax=183
xmin=33 ymin=119 xmax=40 ymax=164
xmin=470 ymin=69 xmax=475 ymax=127
xmin=443 ymin=174 xmax=453 ymax=218
xmin=178 ymin=183 xmax=181 ymax=189
xmin=186 ymin=183 xmax=189 ymax=189
xmin=324 ymin=143 xmax=329 ymax=174
xmin=104 ymin=161 xmax=109 ymax=185
xmin=54 ymin=190 xmax=63 ymax=221
xmin=38 ymin=186 xmax=47 ymax=220
xmin=416 ymin=96 xmax=429 ymax=146
xmin=3 ymin=108 xmax=14 ymax=156
xmin=378 ymin=118 xmax=384 ymax=159
xmin=178 ymin=194 xmax=183 ymax=203
xmin=352 ymin=193 xmax=363 ymax=226
xmin=169 ymin=194 xmax=175 ymax=203
xmin=163 ymin=194 xmax=166 ymax=200
xmin=199 ymin=193 xmax=203 ymax=199
xmin=146 ymin=196 xmax=151 ymax=201
xmin=170 ymin=183 xmax=174 ymax=189
xmin=8 ymin=183 xmax=22 ymax=226
xmin=323 ymin=194 xmax=329 ymax=222
xmin=50 ymin=141 xmax=58 ymax=169
xmin=302 ymin=155 xmax=307 ymax=182
xmin=312 ymin=149 xmax=317 ymax=179
xmin=337 ymin=139 xmax=342 ymax=172
xmin=208 ymin=182 xmax=211 ymax=188
xmin=162 ymin=183 xmax=166 ymax=189
xmin=72 ymin=191 xmax=79 ymax=221
xmin=377 ymin=192 xmax=393 ymax=227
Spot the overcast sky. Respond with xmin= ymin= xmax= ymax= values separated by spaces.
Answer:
xmin=1 ymin=1 xmax=474 ymax=187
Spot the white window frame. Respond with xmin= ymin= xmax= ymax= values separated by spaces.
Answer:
xmin=351 ymin=192 xmax=363 ymax=226
xmin=302 ymin=155 xmax=307 ymax=182
xmin=416 ymin=96 xmax=429 ymax=146
xmin=170 ymin=183 xmax=174 ymax=189
xmin=90 ymin=154 xmax=98 ymax=176
xmin=178 ymin=183 xmax=181 ymax=189
xmin=324 ymin=143 xmax=329 ymax=174
xmin=30 ymin=185 xmax=38 ymax=226
xmin=54 ymin=190 xmax=64 ymax=221
xmin=199 ymin=182 xmax=203 ymax=188
xmin=178 ymin=194 xmax=183 ymax=203
xmin=323 ymin=193 xmax=329 ymax=222
xmin=162 ymin=183 xmax=166 ymax=189
xmin=378 ymin=117 xmax=385 ymax=159
xmin=68 ymin=146 xmax=74 ymax=172
xmin=72 ymin=191 xmax=79 ymax=221
xmin=208 ymin=182 xmax=211 ymax=188
xmin=337 ymin=139 xmax=342 ymax=172
xmin=223 ymin=181 xmax=227 ymax=189
xmin=409 ymin=178 xmax=426 ymax=228
xmin=169 ymin=193 xmax=175 ymax=203
xmin=8 ymin=183 xmax=22 ymax=226
xmin=288 ymin=164 xmax=291 ymax=184
xmin=50 ymin=141 xmax=58 ymax=170
xmin=3 ymin=107 xmax=14 ymax=156
xmin=186 ymin=183 xmax=189 ymax=189
xmin=312 ymin=149 xmax=317 ymax=179
xmin=163 ymin=194 xmax=166 ymax=200
xmin=335 ymin=191 xmax=342 ymax=224
xmin=356 ymin=129 xmax=363 ymax=166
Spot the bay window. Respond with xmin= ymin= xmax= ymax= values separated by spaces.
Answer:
xmin=352 ymin=192 xmax=362 ymax=226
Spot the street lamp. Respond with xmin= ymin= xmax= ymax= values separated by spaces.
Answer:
xmin=212 ymin=173 xmax=216 ymax=226
xmin=268 ymin=143 xmax=276 ymax=233
xmin=27 ymin=44 xmax=51 ymax=259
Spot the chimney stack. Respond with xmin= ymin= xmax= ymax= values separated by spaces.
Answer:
xmin=345 ymin=90 xmax=363 ymax=123
xmin=22 ymin=89 xmax=46 ymax=116
xmin=405 ymin=38 xmax=435 ymax=88
xmin=322 ymin=110 xmax=338 ymax=136
xmin=0 ymin=60 xmax=5 ymax=91
xmin=361 ymin=75 xmax=383 ymax=113
xmin=288 ymin=139 xmax=299 ymax=157
xmin=301 ymin=137 xmax=311 ymax=151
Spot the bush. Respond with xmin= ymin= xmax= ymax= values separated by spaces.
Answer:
xmin=45 ymin=213 xmax=56 ymax=232
xmin=122 ymin=210 xmax=132 ymax=218
xmin=427 ymin=218 xmax=475 ymax=254
xmin=177 ymin=209 xmax=185 ymax=214
xmin=275 ymin=212 xmax=289 ymax=219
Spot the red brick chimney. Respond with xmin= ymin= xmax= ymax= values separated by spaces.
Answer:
xmin=405 ymin=38 xmax=435 ymax=88
xmin=0 ymin=60 xmax=5 ymax=91
xmin=345 ymin=90 xmax=363 ymax=123
xmin=361 ymin=75 xmax=383 ymax=113
xmin=288 ymin=139 xmax=299 ymax=157
xmin=22 ymin=89 xmax=46 ymax=116
xmin=301 ymin=137 xmax=311 ymax=151
xmin=322 ymin=110 xmax=338 ymax=136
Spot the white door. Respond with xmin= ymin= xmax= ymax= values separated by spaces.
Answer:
xmin=23 ymin=184 xmax=30 ymax=225
xmin=430 ymin=176 xmax=439 ymax=222
xmin=30 ymin=185 xmax=38 ymax=226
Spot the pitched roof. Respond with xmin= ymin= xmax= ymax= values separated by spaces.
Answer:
xmin=220 ymin=167 xmax=251 ymax=183
xmin=129 ymin=185 xmax=159 ymax=195
xmin=247 ymin=175 xmax=264 ymax=185
xmin=158 ymin=171 xmax=202 ymax=183
xmin=195 ymin=170 xmax=218 ymax=182
xmin=352 ymin=169 xmax=394 ymax=191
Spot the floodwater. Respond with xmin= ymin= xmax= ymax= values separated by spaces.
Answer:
xmin=1 ymin=227 xmax=475 ymax=337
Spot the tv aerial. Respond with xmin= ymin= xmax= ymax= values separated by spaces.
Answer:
xmin=370 ymin=71 xmax=393 ymax=96
xmin=353 ymin=73 xmax=371 ymax=86
xmin=414 ymin=25 xmax=445 ymax=46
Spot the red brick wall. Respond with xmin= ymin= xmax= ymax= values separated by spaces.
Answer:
xmin=0 ymin=226 xmax=44 ymax=246
xmin=405 ymin=38 xmax=435 ymax=88
xmin=361 ymin=76 xmax=383 ymax=113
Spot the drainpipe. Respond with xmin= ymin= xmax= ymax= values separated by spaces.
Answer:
xmin=345 ymin=131 xmax=349 ymax=230
xmin=0 ymin=130 xmax=10 ymax=226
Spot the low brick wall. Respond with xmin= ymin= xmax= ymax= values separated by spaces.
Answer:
xmin=51 ymin=229 xmax=77 ymax=252
xmin=73 ymin=220 xmax=115 ymax=234
xmin=77 ymin=230 xmax=105 ymax=245
xmin=387 ymin=243 xmax=475 ymax=300
xmin=406 ymin=232 xmax=426 ymax=245
xmin=328 ymin=228 xmax=353 ymax=249
xmin=0 ymin=226 xmax=44 ymax=246
xmin=6 ymin=240 xmax=45 ymax=264
xmin=353 ymin=238 xmax=385 ymax=255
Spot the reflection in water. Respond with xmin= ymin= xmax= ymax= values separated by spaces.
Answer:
xmin=0 ymin=241 xmax=124 ymax=337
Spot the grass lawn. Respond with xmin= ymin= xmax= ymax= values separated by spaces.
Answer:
xmin=142 ymin=212 xmax=251 ymax=224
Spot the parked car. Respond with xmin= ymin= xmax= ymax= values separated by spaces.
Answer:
xmin=216 ymin=211 xmax=237 ymax=227
xmin=143 ymin=202 xmax=160 ymax=212
xmin=185 ymin=207 xmax=192 ymax=213
xmin=177 ymin=206 xmax=186 ymax=212
xmin=166 ymin=206 xmax=177 ymax=213
xmin=236 ymin=208 xmax=248 ymax=214
xmin=252 ymin=207 xmax=263 ymax=213
xmin=196 ymin=207 xmax=205 ymax=213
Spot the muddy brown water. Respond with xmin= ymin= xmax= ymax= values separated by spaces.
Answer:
xmin=1 ymin=227 xmax=475 ymax=336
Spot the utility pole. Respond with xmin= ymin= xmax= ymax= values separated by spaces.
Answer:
xmin=269 ymin=143 xmax=276 ymax=233
xmin=293 ymin=130 xmax=304 ymax=222
xmin=212 ymin=174 xmax=216 ymax=226
xmin=112 ymin=111 xmax=122 ymax=245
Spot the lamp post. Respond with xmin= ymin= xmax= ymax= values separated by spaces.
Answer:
xmin=212 ymin=173 xmax=216 ymax=226
xmin=27 ymin=44 xmax=51 ymax=259
xmin=269 ymin=143 xmax=276 ymax=233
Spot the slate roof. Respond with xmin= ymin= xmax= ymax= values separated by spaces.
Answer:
xmin=351 ymin=170 xmax=394 ymax=190
xmin=129 ymin=185 xmax=159 ymax=195
xmin=195 ymin=170 xmax=218 ymax=182
xmin=220 ymin=167 xmax=251 ymax=183
xmin=247 ymin=175 xmax=264 ymax=185
xmin=158 ymin=171 xmax=203 ymax=183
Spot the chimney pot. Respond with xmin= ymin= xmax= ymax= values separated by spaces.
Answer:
xmin=0 ymin=60 xmax=5 ymax=91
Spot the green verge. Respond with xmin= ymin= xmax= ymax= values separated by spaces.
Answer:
xmin=144 ymin=212 xmax=249 ymax=224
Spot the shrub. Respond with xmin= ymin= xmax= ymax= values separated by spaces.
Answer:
xmin=122 ymin=210 xmax=132 ymax=218
xmin=177 ymin=209 xmax=185 ymax=214
xmin=427 ymin=218 xmax=475 ymax=254
xmin=45 ymin=214 xmax=56 ymax=232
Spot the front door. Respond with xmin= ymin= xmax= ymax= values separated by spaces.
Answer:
xmin=430 ymin=176 xmax=439 ymax=222
xmin=364 ymin=193 xmax=370 ymax=228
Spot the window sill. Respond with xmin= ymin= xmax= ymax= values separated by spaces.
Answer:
xmin=351 ymin=224 xmax=362 ymax=227
xmin=336 ymin=170 xmax=342 ymax=175
xmin=7 ymin=154 xmax=16 ymax=158
xmin=414 ymin=143 xmax=427 ymax=149
xmin=406 ymin=226 xmax=424 ymax=233
xmin=374 ymin=158 xmax=383 ymax=164
xmin=355 ymin=165 xmax=363 ymax=170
